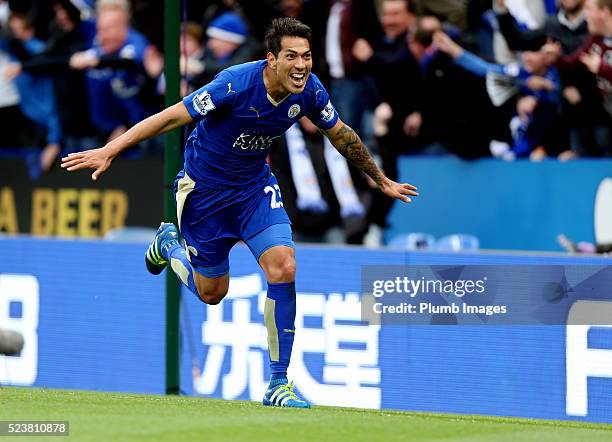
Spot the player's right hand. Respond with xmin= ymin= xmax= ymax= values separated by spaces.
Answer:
xmin=61 ymin=147 xmax=115 ymax=181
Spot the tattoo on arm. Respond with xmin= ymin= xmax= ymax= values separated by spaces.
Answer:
xmin=331 ymin=124 xmax=384 ymax=186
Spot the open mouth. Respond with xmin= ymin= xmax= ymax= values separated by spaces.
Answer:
xmin=289 ymin=72 xmax=306 ymax=88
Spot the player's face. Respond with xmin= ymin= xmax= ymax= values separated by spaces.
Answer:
xmin=272 ymin=36 xmax=312 ymax=94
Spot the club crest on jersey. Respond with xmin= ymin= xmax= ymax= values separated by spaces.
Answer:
xmin=192 ymin=90 xmax=216 ymax=116
xmin=320 ymin=100 xmax=335 ymax=123
xmin=288 ymin=104 xmax=301 ymax=118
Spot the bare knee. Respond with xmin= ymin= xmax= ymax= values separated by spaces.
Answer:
xmin=198 ymin=290 xmax=226 ymax=305
xmin=266 ymin=256 xmax=296 ymax=283
xmin=194 ymin=274 xmax=229 ymax=305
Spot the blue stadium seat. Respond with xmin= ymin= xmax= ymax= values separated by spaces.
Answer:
xmin=435 ymin=234 xmax=480 ymax=251
xmin=388 ymin=233 xmax=436 ymax=250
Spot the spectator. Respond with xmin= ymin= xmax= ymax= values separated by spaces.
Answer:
xmin=412 ymin=0 xmax=468 ymax=30
xmin=202 ymin=0 xmax=238 ymax=35
xmin=190 ymin=12 xmax=261 ymax=87
xmin=324 ymin=0 xmax=382 ymax=135
xmin=494 ymin=0 xmax=588 ymax=54
xmin=321 ymin=0 xmax=384 ymax=243
xmin=354 ymin=0 xmax=423 ymax=150
xmin=493 ymin=0 xmax=610 ymax=158
xmin=5 ymin=0 xmax=99 ymax=153
xmin=0 ymin=41 xmax=30 ymax=148
xmin=493 ymin=0 xmax=594 ymax=155
xmin=492 ymin=0 xmax=551 ymax=64
xmin=435 ymin=31 xmax=562 ymax=160
xmin=0 ymin=1 xmax=8 ymax=27
xmin=465 ymin=0 xmax=496 ymax=59
xmin=178 ymin=21 xmax=205 ymax=94
xmin=70 ymin=0 xmax=162 ymax=144
xmin=6 ymin=0 xmax=55 ymax=41
xmin=545 ymin=0 xmax=612 ymax=156
xmin=352 ymin=0 xmax=424 ymax=241
xmin=410 ymin=15 xmax=497 ymax=158
xmin=6 ymin=12 xmax=62 ymax=171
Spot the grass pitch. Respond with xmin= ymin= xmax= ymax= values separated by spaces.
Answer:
xmin=2 ymin=388 xmax=611 ymax=441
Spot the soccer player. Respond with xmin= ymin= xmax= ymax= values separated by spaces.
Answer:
xmin=61 ymin=18 xmax=418 ymax=408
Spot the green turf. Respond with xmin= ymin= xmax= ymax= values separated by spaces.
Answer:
xmin=1 ymin=388 xmax=611 ymax=442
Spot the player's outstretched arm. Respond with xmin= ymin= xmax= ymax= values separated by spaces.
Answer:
xmin=323 ymin=119 xmax=419 ymax=203
xmin=61 ymin=102 xmax=193 ymax=181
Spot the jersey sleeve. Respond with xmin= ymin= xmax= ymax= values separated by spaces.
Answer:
xmin=182 ymin=71 xmax=233 ymax=123
xmin=307 ymin=76 xmax=339 ymax=130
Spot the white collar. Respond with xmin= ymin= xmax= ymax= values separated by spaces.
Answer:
xmin=557 ymin=10 xmax=585 ymax=31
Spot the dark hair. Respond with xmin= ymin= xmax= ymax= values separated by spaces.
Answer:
xmin=264 ymin=17 xmax=312 ymax=56
xmin=8 ymin=11 xmax=34 ymax=28
xmin=413 ymin=28 xmax=434 ymax=47
xmin=54 ymin=0 xmax=82 ymax=26
xmin=598 ymin=0 xmax=612 ymax=10
xmin=384 ymin=0 xmax=413 ymax=14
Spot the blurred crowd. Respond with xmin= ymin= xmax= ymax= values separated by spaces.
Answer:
xmin=1 ymin=0 xmax=611 ymax=244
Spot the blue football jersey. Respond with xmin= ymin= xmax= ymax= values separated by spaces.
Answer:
xmin=182 ymin=60 xmax=339 ymax=189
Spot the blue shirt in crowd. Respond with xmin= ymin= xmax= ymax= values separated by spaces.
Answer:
xmin=86 ymin=29 xmax=153 ymax=133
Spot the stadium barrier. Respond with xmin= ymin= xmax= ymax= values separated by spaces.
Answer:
xmin=0 ymin=157 xmax=162 ymax=237
xmin=1 ymin=237 xmax=611 ymax=423
xmin=3 ymin=155 xmax=612 ymax=253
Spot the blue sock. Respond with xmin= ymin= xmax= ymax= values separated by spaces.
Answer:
xmin=269 ymin=373 xmax=287 ymax=387
xmin=165 ymin=243 xmax=198 ymax=296
xmin=265 ymin=282 xmax=296 ymax=380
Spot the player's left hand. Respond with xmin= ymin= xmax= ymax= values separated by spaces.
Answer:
xmin=379 ymin=177 xmax=418 ymax=203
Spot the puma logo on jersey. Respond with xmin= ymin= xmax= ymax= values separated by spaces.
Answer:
xmin=249 ymin=106 xmax=260 ymax=118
